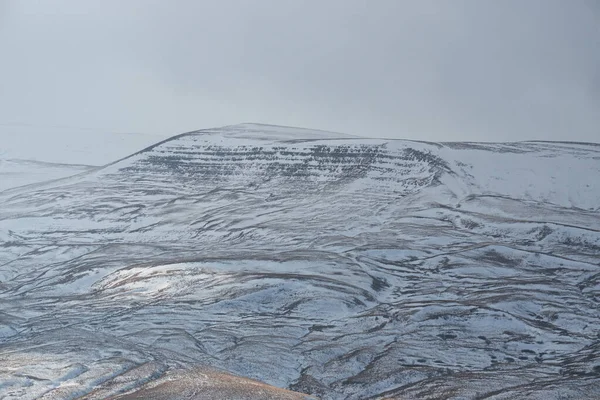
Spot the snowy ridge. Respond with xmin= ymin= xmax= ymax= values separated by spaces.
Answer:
xmin=0 ymin=159 xmax=97 ymax=192
xmin=0 ymin=124 xmax=599 ymax=399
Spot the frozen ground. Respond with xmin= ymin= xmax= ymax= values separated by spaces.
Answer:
xmin=0 ymin=124 xmax=599 ymax=399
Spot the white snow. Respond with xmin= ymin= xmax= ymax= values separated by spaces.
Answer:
xmin=0 ymin=124 xmax=598 ymax=400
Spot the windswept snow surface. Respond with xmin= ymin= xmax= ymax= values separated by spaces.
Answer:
xmin=0 ymin=124 xmax=599 ymax=399
xmin=0 ymin=159 xmax=97 ymax=192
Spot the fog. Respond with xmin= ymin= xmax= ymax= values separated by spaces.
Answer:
xmin=0 ymin=0 xmax=598 ymax=163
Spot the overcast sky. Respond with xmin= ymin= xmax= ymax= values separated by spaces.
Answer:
xmin=0 ymin=0 xmax=599 ymax=163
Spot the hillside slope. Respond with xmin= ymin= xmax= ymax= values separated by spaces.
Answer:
xmin=0 ymin=158 xmax=97 ymax=192
xmin=0 ymin=124 xmax=599 ymax=399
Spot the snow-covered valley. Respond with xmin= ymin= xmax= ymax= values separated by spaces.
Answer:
xmin=1 ymin=124 xmax=599 ymax=399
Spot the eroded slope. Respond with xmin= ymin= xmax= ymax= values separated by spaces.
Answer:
xmin=0 ymin=124 xmax=599 ymax=399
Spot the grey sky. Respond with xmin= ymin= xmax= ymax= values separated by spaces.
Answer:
xmin=0 ymin=0 xmax=599 ymax=162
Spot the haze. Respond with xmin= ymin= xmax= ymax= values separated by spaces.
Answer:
xmin=0 ymin=0 xmax=598 ymax=164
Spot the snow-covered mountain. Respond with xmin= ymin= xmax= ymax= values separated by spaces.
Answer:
xmin=1 ymin=123 xmax=599 ymax=399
